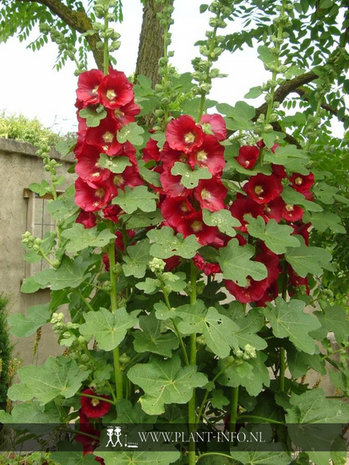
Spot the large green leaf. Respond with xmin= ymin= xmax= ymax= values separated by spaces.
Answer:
xmin=51 ymin=452 xmax=97 ymax=465
xmin=216 ymin=101 xmax=255 ymax=131
xmin=96 ymin=451 xmax=180 ymax=465
xmin=79 ymin=106 xmax=107 ymax=127
xmin=133 ymin=313 xmax=179 ymax=357
xmin=176 ymin=302 xmax=239 ymax=358
xmin=203 ymin=209 xmax=240 ymax=236
xmin=246 ymin=216 xmax=300 ymax=254
xmin=62 ymin=224 xmax=115 ymax=253
xmin=226 ymin=305 xmax=267 ymax=350
xmin=147 ymin=227 xmax=200 ymax=259
xmin=285 ymin=238 xmax=333 ymax=277
xmin=265 ymin=298 xmax=321 ymax=354
xmin=218 ymin=239 xmax=267 ymax=286
xmin=127 ymin=355 xmax=208 ymax=415
xmin=112 ymin=186 xmax=158 ymax=213
xmin=33 ymin=256 xmax=92 ymax=290
xmin=304 ymin=211 xmax=346 ymax=233
xmin=80 ymin=307 xmax=139 ymax=351
xmin=10 ymin=401 xmax=61 ymax=423
xmin=313 ymin=305 xmax=349 ymax=344
xmin=8 ymin=356 xmax=89 ymax=405
xmin=122 ymin=239 xmax=150 ymax=279
xmin=171 ymin=162 xmax=212 ymax=188
xmin=230 ymin=450 xmax=291 ymax=465
xmin=8 ymin=303 xmax=51 ymax=338
xmin=117 ymin=122 xmax=145 ymax=146
xmin=282 ymin=186 xmax=323 ymax=212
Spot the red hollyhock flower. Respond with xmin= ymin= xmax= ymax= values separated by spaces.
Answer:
xmin=290 ymin=172 xmax=314 ymax=193
xmin=110 ymin=100 xmax=140 ymax=128
xmin=255 ymin=280 xmax=279 ymax=307
xmin=85 ymin=117 xmax=123 ymax=156
xmin=176 ymin=211 xmax=218 ymax=245
xmin=282 ymin=203 xmax=304 ymax=222
xmin=244 ymin=173 xmax=283 ymax=205
xmin=200 ymin=113 xmax=227 ymax=141
xmin=109 ymin=163 xmax=144 ymax=192
xmin=166 ymin=115 xmax=204 ymax=153
xmin=164 ymin=255 xmax=181 ymax=271
xmin=161 ymin=197 xmax=195 ymax=229
xmin=75 ymin=145 xmax=111 ymax=187
xmin=236 ymin=145 xmax=260 ymax=169
xmin=255 ymin=249 xmax=280 ymax=284
xmin=142 ymin=138 xmax=161 ymax=163
xmin=272 ymin=163 xmax=287 ymax=178
xmin=263 ymin=197 xmax=284 ymax=223
xmin=76 ymin=69 xmax=104 ymax=108
xmin=189 ymin=134 xmax=225 ymax=176
xmin=225 ymin=276 xmax=269 ymax=304
xmin=76 ymin=211 xmax=97 ymax=229
xmin=194 ymin=178 xmax=227 ymax=212
xmin=80 ymin=388 xmax=111 ymax=419
xmin=75 ymin=177 xmax=114 ymax=212
xmin=230 ymin=196 xmax=265 ymax=232
xmin=161 ymin=142 xmax=189 ymax=170
xmin=193 ymin=253 xmax=221 ymax=275
xmin=98 ymin=69 xmax=134 ymax=109
xmin=291 ymin=222 xmax=311 ymax=245
xmin=103 ymin=204 xmax=122 ymax=223
xmin=160 ymin=169 xmax=189 ymax=198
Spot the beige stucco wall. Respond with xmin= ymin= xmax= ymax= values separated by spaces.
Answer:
xmin=0 ymin=138 xmax=75 ymax=366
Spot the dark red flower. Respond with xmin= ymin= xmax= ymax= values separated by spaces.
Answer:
xmin=160 ymin=169 xmax=189 ymax=198
xmin=103 ymin=204 xmax=122 ymax=223
xmin=161 ymin=142 xmax=189 ymax=170
xmin=225 ymin=276 xmax=269 ymax=304
xmin=80 ymin=388 xmax=111 ymax=419
xmin=281 ymin=203 xmax=304 ymax=222
xmin=288 ymin=265 xmax=310 ymax=295
xmin=98 ymin=69 xmax=134 ymax=109
xmin=291 ymin=222 xmax=311 ymax=245
xmin=230 ymin=196 xmax=265 ymax=232
xmin=189 ymin=134 xmax=225 ymax=176
xmin=164 ymin=255 xmax=181 ymax=271
xmin=255 ymin=280 xmax=279 ymax=307
xmin=200 ymin=113 xmax=227 ymax=141
xmin=110 ymin=100 xmax=140 ymax=127
xmin=85 ymin=116 xmax=123 ymax=156
xmin=166 ymin=115 xmax=204 ymax=153
xmin=272 ymin=164 xmax=287 ymax=178
xmin=142 ymin=138 xmax=161 ymax=163
xmin=255 ymin=249 xmax=280 ymax=284
xmin=76 ymin=211 xmax=97 ymax=229
xmin=76 ymin=69 xmax=104 ymax=107
xmin=194 ymin=178 xmax=227 ymax=212
xmin=193 ymin=253 xmax=221 ymax=275
xmin=244 ymin=173 xmax=283 ymax=205
xmin=161 ymin=197 xmax=195 ymax=229
xmin=76 ymin=410 xmax=101 ymax=455
xmin=75 ymin=177 xmax=114 ymax=212
xmin=110 ymin=163 xmax=144 ymax=192
xmin=75 ymin=144 xmax=111 ymax=187
xmin=263 ymin=197 xmax=284 ymax=223
xmin=176 ymin=211 xmax=218 ymax=245
xmin=236 ymin=145 xmax=260 ymax=169
xmin=290 ymin=172 xmax=314 ymax=193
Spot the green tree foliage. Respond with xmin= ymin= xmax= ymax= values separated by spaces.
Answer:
xmin=0 ymin=293 xmax=12 ymax=411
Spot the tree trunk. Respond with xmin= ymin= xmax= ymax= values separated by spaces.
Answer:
xmin=135 ymin=0 xmax=173 ymax=88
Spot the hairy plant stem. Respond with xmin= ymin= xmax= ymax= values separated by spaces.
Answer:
xmin=280 ymin=261 xmax=288 ymax=391
xmin=79 ymin=391 xmax=115 ymax=405
xmin=108 ymin=241 xmax=123 ymax=402
xmin=237 ymin=414 xmax=285 ymax=425
xmin=188 ymin=262 xmax=198 ymax=465
xmin=230 ymin=386 xmax=239 ymax=433
xmin=197 ymin=452 xmax=233 ymax=462
xmin=103 ymin=13 xmax=109 ymax=75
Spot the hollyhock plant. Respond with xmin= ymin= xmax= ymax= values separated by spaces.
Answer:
xmin=189 ymin=134 xmax=225 ymax=175
xmin=290 ymin=172 xmax=314 ymax=194
xmin=76 ymin=210 xmax=97 ymax=229
xmin=230 ymin=196 xmax=265 ymax=232
xmin=75 ymin=177 xmax=114 ymax=212
xmin=98 ymin=69 xmax=134 ymax=109
xmin=166 ymin=115 xmax=204 ymax=153
xmin=161 ymin=196 xmax=196 ymax=229
xmin=200 ymin=113 xmax=227 ymax=141
xmin=236 ymin=145 xmax=260 ymax=169
xmin=194 ymin=178 xmax=227 ymax=212
xmin=244 ymin=173 xmax=283 ymax=204
xmin=193 ymin=253 xmax=221 ymax=275
xmin=80 ymin=388 xmax=111 ymax=418
xmin=76 ymin=69 xmax=104 ymax=107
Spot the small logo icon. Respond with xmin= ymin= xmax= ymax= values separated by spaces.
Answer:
xmin=105 ymin=425 xmax=138 ymax=449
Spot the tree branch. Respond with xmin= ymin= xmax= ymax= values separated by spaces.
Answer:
xmin=18 ymin=0 xmax=104 ymax=69
xmin=295 ymin=87 xmax=346 ymax=123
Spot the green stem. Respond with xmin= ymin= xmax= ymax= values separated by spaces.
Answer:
xmin=197 ymin=452 xmax=233 ymax=462
xmin=103 ymin=13 xmax=109 ymax=75
xmin=279 ymin=347 xmax=286 ymax=392
xmin=230 ymin=386 xmax=239 ymax=433
xmin=79 ymin=392 xmax=115 ymax=405
xmin=78 ymin=290 xmax=94 ymax=313
xmin=108 ymin=241 xmax=123 ymax=402
xmin=188 ymin=262 xmax=198 ymax=465
xmin=39 ymin=250 xmax=58 ymax=268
